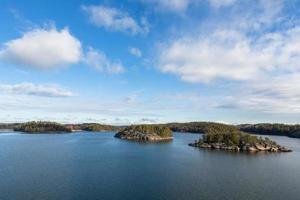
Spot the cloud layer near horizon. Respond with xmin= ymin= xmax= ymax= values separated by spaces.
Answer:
xmin=0 ymin=83 xmax=75 ymax=97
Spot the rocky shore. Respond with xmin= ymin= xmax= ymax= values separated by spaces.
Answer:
xmin=115 ymin=125 xmax=173 ymax=142
xmin=188 ymin=129 xmax=292 ymax=153
xmin=189 ymin=139 xmax=292 ymax=152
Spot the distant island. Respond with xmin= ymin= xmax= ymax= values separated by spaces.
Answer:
xmin=166 ymin=122 xmax=238 ymax=134
xmin=14 ymin=121 xmax=72 ymax=133
xmin=0 ymin=121 xmax=294 ymax=152
xmin=166 ymin=122 xmax=291 ymax=152
xmin=12 ymin=121 xmax=119 ymax=133
xmin=67 ymin=123 xmax=120 ymax=132
xmin=115 ymin=125 xmax=173 ymax=141
xmin=0 ymin=123 xmax=21 ymax=130
xmin=239 ymin=124 xmax=300 ymax=138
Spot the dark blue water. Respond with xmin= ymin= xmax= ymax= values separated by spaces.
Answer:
xmin=0 ymin=132 xmax=300 ymax=200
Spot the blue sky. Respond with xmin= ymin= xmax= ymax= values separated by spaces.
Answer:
xmin=0 ymin=0 xmax=300 ymax=124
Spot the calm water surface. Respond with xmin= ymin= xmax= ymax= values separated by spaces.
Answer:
xmin=0 ymin=131 xmax=300 ymax=200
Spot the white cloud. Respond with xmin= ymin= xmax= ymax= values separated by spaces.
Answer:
xmin=216 ymin=73 xmax=300 ymax=114
xmin=81 ymin=5 xmax=148 ymax=34
xmin=144 ymin=0 xmax=191 ymax=12
xmin=208 ymin=0 xmax=236 ymax=8
xmin=227 ymin=0 xmax=284 ymax=31
xmin=156 ymin=0 xmax=300 ymax=116
xmin=84 ymin=47 xmax=124 ymax=74
xmin=243 ymin=73 xmax=300 ymax=114
xmin=0 ymin=83 xmax=75 ymax=97
xmin=159 ymin=24 xmax=300 ymax=83
xmin=129 ymin=47 xmax=142 ymax=57
xmin=0 ymin=26 xmax=126 ymax=74
xmin=0 ymin=90 xmax=168 ymax=124
xmin=143 ymin=0 xmax=238 ymax=12
xmin=0 ymin=27 xmax=82 ymax=69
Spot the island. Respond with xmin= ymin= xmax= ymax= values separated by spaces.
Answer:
xmin=10 ymin=121 xmax=121 ymax=133
xmin=67 ymin=123 xmax=120 ymax=132
xmin=115 ymin=125 xmax=173 ymax=141
xmin=14 ymin=121 xmax=72 ymax=133
xmin=167 ymin=122 xmax=238 ymax=134
xmin=3 ymin=121 xmax=295 ymax=152
xmin=0 ymin=123 xmax=20 ymax=131
xmin=238 ymin=123 xmax=300 ymax=139
xmin=189 ymin=130 xmax=292 ymax=152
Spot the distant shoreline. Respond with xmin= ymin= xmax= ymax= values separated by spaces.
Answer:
xmin=0 ymin=121 xmax=299 ymax=139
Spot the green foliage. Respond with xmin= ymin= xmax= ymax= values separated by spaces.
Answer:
xmin=14 ymin=121 xmax=72 ymax=133
xmin=0 ymin=123 xmax=20 ymax=130
xmin=167 ymin=122 xmax=239 ymax=134
xmin=201 ymin=131 xmax=273 ymax=146
xmin=78 ymin=123 xmax=118 ymax=132
xmin=239 ymin=123 xmax=300 ymax=138
xmin=125 ymin=125 xmax=173 ymax=138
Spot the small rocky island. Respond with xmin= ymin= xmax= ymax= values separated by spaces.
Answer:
xmin=115 ymin=125 xmax=173 ymax=141
xmin=14 ymin=121 xmax=72 ymax=133
xmin=189 ymin=131 xmax=292 ymax=152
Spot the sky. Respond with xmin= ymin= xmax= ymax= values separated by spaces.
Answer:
xmin=0 ymin=0 xmax=300 ymax=124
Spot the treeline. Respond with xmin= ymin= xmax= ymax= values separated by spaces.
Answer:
xmin=238 ymin=124 xmax=300 ymax=138
xmin=5 ymin=121 xmax=300 ymax=139
xmin=166 ymin=122 xmax=239 ymax=134
xmin=126 ymin=125 xmax=173 ymax=138
xmin=69 ymin=123 xmax=120 ymax=132
xmin=0 ymin=123 xmax=20 ymax=130
xmin=14 ymin=121 xmax=72 ymax=133
xmin=202 ymin=131 xmax=272 ymax=146
xmin=11 ymin=121 xmax=120 ymax=133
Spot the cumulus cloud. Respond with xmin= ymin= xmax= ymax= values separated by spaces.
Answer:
xmin=158 ymin=0 xmax=299 ymax=83
xmin=0 ymin=83 xmax=75 ymax=97
xmin=81 ymin=5 xmax=149 ymax=34
xmin=84 ymin=47 xmax=124 ymax=74
xmin=157 ymin=0 xmax=300 ymax=115
xmin=0 ymin=26 xmax=126 ymax=74
xmin=129 ymin=47 xmax=142 ymax=57
xmin=159 ymin=27 xmax=300 ymax=82
xmin=0 ymin=27 xmax=82 ymax=69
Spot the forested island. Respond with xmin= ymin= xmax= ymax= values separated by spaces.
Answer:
xmin=239 ymin=124 xmax=300 ymax=138
xmin=115 ymin=125 xmax=173 ymax=141
xmin=0 ymin=123 xmax=20 ymax=130
xmin=189 ymin=130 xmax=292 ymax=152
xmin=67 ymin=123 xmax=120 ymax=132
xmin=14 ymin=121 xmax=72 ymax=133
xmin=10 ymin=121 xmax=119 ymax=133
xmin=166 ymin=122 xmax=292 ymax=152
xmin=167 ymin=122 xmax=238 ymax=134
